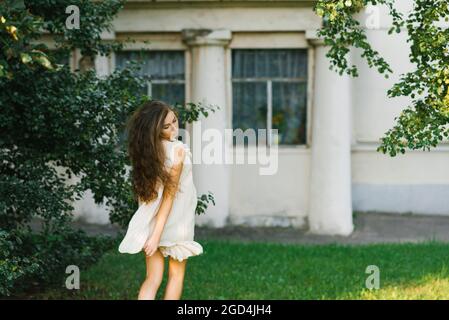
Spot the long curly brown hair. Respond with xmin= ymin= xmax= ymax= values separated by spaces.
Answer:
xmin=126 ymin=100 xmax=179 ymax=204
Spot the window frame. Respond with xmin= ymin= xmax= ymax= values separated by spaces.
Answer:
xmin=227 ymin=32 xmax=313 ymax=152
xmin=113 ymin=49 xmax=187 ymax=105
xmin=230 ymin=48 xmax=309 ymax=147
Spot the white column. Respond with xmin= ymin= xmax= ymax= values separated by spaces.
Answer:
xmin=307 ymin=32 xmax=354 ymax=236
xmin=182 ymin=29 xmax=231 ymax=228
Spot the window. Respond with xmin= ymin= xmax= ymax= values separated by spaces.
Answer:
xmin=232 ymin=49 xmax=308 ymax=146
xmin=115 ymin=50 xmax=186 ymax=128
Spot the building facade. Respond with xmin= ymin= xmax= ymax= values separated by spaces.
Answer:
xmin=70 ymin=0 xmax=449 ymax=236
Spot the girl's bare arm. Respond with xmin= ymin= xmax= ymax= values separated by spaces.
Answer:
xmin=149 ymin=145 xmax=185 ymax=240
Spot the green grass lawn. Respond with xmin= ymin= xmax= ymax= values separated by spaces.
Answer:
xmin=33 ymin=239 xmax=449 ymax=300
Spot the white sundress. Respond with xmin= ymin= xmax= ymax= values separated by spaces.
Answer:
xmin=118 ymin=138 xmax=203 ymax=262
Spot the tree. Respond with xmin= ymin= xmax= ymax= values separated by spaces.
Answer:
xmin=0 ymin=0 xmax=215 ymax=296
xmin=314 ymin=0 xmax=449 ymax=156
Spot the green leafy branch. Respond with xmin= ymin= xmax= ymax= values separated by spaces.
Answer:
xmin=315 ymin=0 xmax=449 ymax=156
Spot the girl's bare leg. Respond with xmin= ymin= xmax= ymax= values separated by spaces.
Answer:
xmin=138 ymin=248 xmax=165 ymax=300
xmin=163 ymin=257 xmax=187 ymax=300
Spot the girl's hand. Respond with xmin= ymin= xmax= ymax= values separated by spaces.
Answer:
xmin=143 ymin=234 xmax=160 ymax=257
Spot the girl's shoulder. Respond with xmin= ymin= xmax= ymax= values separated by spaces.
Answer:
xmin=163 ymin=139 xmax=188 ymax=165
xmin=162 ymin=139 xmax=183 ymax=152
xmin=163 ymin=138 xmax=187 ymax=147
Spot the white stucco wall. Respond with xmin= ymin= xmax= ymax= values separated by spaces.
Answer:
xmin=229 ymin=148 xmax=310 ymax=228
xmin=351 ymin=0 xmax=449 ymax=216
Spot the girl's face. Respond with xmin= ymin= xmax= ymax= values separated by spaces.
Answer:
xmin=161 ymin=110 xmax=179 ymax=141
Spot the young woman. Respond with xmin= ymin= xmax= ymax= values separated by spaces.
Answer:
xmin=118 ymin=100 xmax=203 ymax=300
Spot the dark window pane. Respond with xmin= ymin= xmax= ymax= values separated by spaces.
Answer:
xmin=151 ymin=83 xmax=184 ymax=106
xmin=115 ymin=51 xmax=147 ymax=76
xmin=152 ymin=83 xmax=185 ymax=129
xmin=147 ymin=51 xmax=185 ymax=80
xmin=232 ymin=82 xmax=267 ymax=146
xmin=232 ymin=49 xmax=307 ymax=79
xmin=115 ymin=52 xmax=153 ymax=97
xmin=272 ymin=81 xmax=307 ymax=145
xmin=115 ymin=50 xmax=186 ymax=131
xmin=115 ymin=51 xmax=184 ymax=80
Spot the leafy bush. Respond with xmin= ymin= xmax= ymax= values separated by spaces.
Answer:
xmin=0 ymin=227 xmax=116 ymax=297
xmin=0 ymin=230 xmax=40 ymax=297
xmin=0 ymin=0 xmax=137 ymax=296
xmin=0 ymin=0 xmax=216 ymax=297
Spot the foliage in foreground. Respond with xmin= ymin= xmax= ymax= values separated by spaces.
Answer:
xmin=0 ymin=227 xmax=116 ymax=297
xmin=0 ymin=0 xmax=215 ymax=297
